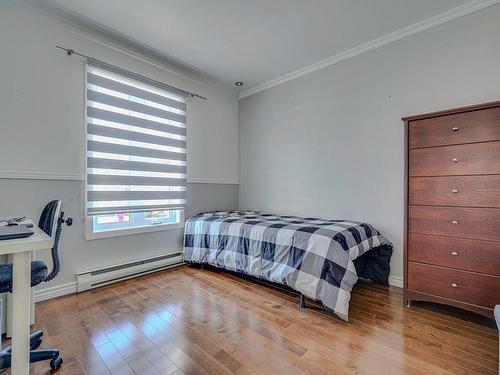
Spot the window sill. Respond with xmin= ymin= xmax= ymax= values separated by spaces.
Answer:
xmin=85 ymin=216 xmax=185 ymax=241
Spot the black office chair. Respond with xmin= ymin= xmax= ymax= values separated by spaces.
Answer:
xmin=0 ymin=200 xmax=72 ymax=370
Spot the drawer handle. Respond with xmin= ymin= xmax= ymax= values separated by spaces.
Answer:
xmin=451 ymin=283 xmax=459 ymax=288
xmin=451 ymin=251 xmax=459 ymax=256
xmin=452 ymin=127 xmax=459 ymax=132
xmin=451 ymin=220 xmax=459 ymax=224
xmin=451 ymin=188 xmax=459 ymax=193
xmin=452 ymin=158 xmax=459 ymax=163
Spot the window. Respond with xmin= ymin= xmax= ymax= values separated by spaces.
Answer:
xmin=85 ymin=60 xmax=187 ymax=239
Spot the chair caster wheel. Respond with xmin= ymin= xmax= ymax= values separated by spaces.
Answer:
xmin=50 ymin=356 xmax=63 ymax=369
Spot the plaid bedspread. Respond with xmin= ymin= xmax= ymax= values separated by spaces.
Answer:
xmin=183 ymin=211 xmax=391 ymax=320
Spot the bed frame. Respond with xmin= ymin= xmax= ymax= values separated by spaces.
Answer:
xmin=195 ymin=263 xmax=306 ymax=309
xmin=195 ymin=263 xmax=311 ymax=310
xmin=190 ymin=241 xmax=392 ymax=310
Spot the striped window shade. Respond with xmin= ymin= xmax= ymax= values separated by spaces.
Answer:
xmin=85 ymin=60 xmax=188 ymax=216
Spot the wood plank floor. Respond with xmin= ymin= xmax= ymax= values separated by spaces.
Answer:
xmin=3 ymin=265 xmax=498 ymax=375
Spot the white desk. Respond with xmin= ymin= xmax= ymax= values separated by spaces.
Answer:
xmin=0 ymin=226 xmax=53 ymax=375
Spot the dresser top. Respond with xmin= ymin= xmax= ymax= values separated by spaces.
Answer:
xmin=402 ymin=99 xmax=500 ymax=122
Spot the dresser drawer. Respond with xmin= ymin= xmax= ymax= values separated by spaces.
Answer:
xmin=409 ymin=234 xmax=500 ymax=276
xmin=409 ymin=206 xmax=500 ymax=241
xmin=408 ymin=141 xmax=500 ymax=177
xmin=408 ymin=106 xmax=500 ymax=149
xmin=409 ymin=175 xmax=500 ymax=208
xmin=408 ymin=142 xmax=500 ymax=177
xmin=408 ymin=262 xmax=500 ymax=309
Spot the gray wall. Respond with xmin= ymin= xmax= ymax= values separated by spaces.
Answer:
xmin=239 ymin=5 xmax=500 ymax=281
xmin=0 ymin=180 xmax=238 ymax=288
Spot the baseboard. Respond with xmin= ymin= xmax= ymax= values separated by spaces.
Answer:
xmin=35 ymin=282 xmax=77 ymax=302
xmin=34 ymin=276 xmax=405 ymax=301
xmin=34 ymin=260 xmax=186 ymax=302
xmin=388 ymin=276 xmax=404 ymax=288
xmin=33 ymin=270 xmax=400 ymax=301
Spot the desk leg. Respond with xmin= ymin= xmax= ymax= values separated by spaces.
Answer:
xmin=30 ymin=251 xmax=35 ymax=325
xmin=12 ymin=251 xmax=31 ymax=375
xmin=6 ymin=252 xmax=35 ymax=338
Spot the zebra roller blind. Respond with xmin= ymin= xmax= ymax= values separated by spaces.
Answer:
xmin=85 ymin=60 xmax=188 ymax=216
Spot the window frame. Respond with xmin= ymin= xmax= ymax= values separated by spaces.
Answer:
xmin=83 ymin=64 xmax=187 ymax=241
xmin=84 ymin=209 xmax=185 ymax=240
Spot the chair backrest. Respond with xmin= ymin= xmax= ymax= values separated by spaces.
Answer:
xmin=38 ymin=200 xmax=71 ymax=282
xmin=38 ymin=200 xmax=61 ymax=238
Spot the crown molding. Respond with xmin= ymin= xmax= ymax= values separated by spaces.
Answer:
xmin=7 ymin=0 xmax=237 ymax=97
xmin=239 ymin=0 xmax=500 ymax=99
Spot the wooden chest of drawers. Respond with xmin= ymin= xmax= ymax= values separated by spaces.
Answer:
xmin=403 ymin=101 xmax=500 ymax=319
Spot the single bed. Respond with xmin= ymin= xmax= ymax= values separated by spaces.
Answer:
xmin=183 ymin=211 xmax=392 ymax=321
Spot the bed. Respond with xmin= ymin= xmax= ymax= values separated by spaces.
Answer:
xmin=183 ymin=211 xmax=392 ymax=321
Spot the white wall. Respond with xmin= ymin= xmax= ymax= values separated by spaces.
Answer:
xmin=0 ymin=0 xmax=239 ymax=183
xmin=239 ymin=5 xmax=500 ymax=282
xmin=0 ymin=1 xmax=239 ymax=291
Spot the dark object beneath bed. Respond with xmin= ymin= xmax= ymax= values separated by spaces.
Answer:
xmin=353 ymin=244 xmax=393 ymax=284
xmin=191 ymin=244 xmax=393 ymax=312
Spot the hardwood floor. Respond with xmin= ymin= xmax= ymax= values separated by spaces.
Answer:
xmin=4 ymin=265 xmax=498 ymax=375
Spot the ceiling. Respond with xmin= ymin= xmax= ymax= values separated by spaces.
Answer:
xmin=29 ymin=0 xmax=473 ymax=94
